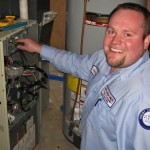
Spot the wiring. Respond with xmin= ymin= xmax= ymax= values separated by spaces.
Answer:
xmin=5 ymin=48 xmax=48 ymax=112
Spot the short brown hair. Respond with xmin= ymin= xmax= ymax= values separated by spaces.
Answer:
xmin=108 ymin=3 xmax=150 ymax=35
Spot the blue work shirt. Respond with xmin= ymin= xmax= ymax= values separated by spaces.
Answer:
xmin=40 ymin=45 xmax=150 ymax=150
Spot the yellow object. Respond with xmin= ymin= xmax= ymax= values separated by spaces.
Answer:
xmin=6 ymin=16 xmax=16 ymax=23
xmin=0 ymin=21 xmax=10 ymax=27
xmin=0 ymin=16 xmax=16 ymax=27
xmin=67 ymin=74 xmax=81 ymax=94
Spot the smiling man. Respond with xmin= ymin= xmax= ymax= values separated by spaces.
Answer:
xmin=17 ymin=2 xmax=150 ymax=150
xmin=104 ymin=4 xmax=150 ymax=73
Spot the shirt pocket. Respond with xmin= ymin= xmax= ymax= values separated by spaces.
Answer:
xmin=87 ymin=99 xmax=116 ymax=135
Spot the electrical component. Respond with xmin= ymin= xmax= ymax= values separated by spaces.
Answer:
xmin=3 ymin=28 xmax=48 ymax=114
xmin=3 ymin=29 xmax=27 ymax=56
xmin=8 ymin=113 xmax=15 ymax=125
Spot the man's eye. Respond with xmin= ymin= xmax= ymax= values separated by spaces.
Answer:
xmin=107 ymin=29 xmax=115 ymax=35
xmin=124 ymin=33 xmax=132 ymax=37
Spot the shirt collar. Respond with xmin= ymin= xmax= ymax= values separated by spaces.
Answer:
xmin=103 ymin=51 xmax=149 ymax=81
xmin=119 ymin=51 xmax=149 ymax=81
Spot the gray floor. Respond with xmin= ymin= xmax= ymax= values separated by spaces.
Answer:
xmin=34 ymin=75 xmax=78 ymax=150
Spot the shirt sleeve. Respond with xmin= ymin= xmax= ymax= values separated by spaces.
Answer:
xmin=40 ymin=45 xmax=102 ymax=81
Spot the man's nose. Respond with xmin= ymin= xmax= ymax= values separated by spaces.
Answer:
xmin=112 ymin=34 xmax=122 ymax=44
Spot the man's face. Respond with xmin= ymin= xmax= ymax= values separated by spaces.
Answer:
xmin=103 ymin=9 xmax=149 ymax=72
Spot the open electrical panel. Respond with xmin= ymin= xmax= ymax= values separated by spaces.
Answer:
xmin=0 ymin=20 xmax=48 ymax=150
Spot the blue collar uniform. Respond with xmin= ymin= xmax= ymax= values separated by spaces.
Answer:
xmin=40 ymin=45 xmax=150 ymax=150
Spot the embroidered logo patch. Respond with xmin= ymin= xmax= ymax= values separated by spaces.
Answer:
xmin=101 ymin=86 xmax=116 ymax=108
xmin=91 ymin=65 xmax=98 ymax=76
xmin=139 ymin=108 xmax=150 ymax=130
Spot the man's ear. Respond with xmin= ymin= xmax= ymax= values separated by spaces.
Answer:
xmin=144 ymin=34 xmax=150 ymax=49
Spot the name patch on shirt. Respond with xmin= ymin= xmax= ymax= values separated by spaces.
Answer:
xmin=101 ymin=86 xmax=116 ymax=108
xmin=139 ymin=108 xmax=150 ymax=130
xmin=91 ymin=65 xmax=98 ymax=76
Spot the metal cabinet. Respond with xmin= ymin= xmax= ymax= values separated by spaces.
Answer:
xmin=0 ymin=19 xmax=41 ymax=150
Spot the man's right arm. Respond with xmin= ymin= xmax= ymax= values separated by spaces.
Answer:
xmin=17 ymin=38 xmax=42 ymax=53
